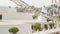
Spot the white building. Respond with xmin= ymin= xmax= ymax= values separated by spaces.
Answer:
xmin=0 ymin=6 xmax=39 ymax=34
xmin=0 ymin=4 xmax=60 ymax=34
xmin=0 ymin=6 xmax=48 ymax=34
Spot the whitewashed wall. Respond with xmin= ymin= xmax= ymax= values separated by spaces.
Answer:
xmin=0 ymin=7 xmax=16 ymax=12
xmin=2 ymin=13 xmax=33 ymax=20
xmin=0 ymin=24 xmax=32 ymax=34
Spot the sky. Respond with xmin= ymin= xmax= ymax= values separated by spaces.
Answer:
xmin=0 ymin=0 xmax=52 ymax=8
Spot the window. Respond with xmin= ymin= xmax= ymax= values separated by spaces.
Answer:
xmin=0 ymin=15 xmax=2 ymax=20
xmin=32 ymin=15 xmax=38 ymax=19
xmin=47 ymin=18 xmax=49 ymax=22
xmin=31 ymin=25 xmax=33 ymax=29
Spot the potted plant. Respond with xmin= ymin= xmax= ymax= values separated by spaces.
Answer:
xmin=44 ymin=24 xmax=48 ymax=30
xmin=49 ymin=23 xmax=54 ymax=29
xmin=8 ymin=27 xmax=19 ymax=34
xmin=55 ymin=16 xmax=60 ymax=23
xmin=33 ymin=23 xmax=41 ymax=31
